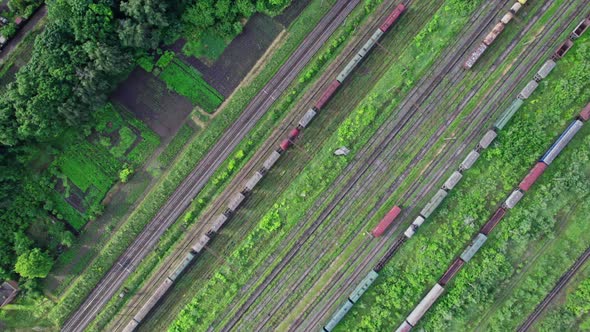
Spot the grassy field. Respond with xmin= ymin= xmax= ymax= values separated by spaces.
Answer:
xmin=158 ymin=57 xmax=224 ymax=112
xmin=337 ymin=26 xmax=590 ymax=331
xmin=44 ymin=0 xmax=345 ymax=325
xmin=182 ymin=29 xmax=229 ymax=63
xmin=218 ymin=2 xmax=590 ymax=329
xmin=156 ymin=123 xmax=197 ymax=168
xmin=0 ymin=16 xmax=45 ymax=90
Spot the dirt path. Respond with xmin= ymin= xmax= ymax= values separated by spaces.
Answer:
xmin=0 ymin=4 xmax=46 ymax=63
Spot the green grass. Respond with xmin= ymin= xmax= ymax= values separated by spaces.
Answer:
xmin=338 ymin=25 xmax=590 ymax=331
xmin=93 ymin=103 xmax=160 ymax=166
xmin=0 ymin=296 xmax=56 ymax=330
xmin=46 ymin=103 xmax=159 ymax=231
xmin=54 ymin=136 xmax=120 ymax=193
xmin=159 ymin=58 xmax=224 ymax=112
xmin=48 ymin=190 xmax=86 ymax=231
xmin=157 ymin=124 xmax=196 ymax=168
xmin=182 ymin=29 xmax=228 ymax=62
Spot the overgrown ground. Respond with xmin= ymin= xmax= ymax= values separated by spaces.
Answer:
xmin=0 ymin=14 xmax=45 ymax=90
xmin=534 ymin=262 xmax=590 ymax=331
xmin=337 ymin=28 xmax=590 ymax=331
xmin=212 ymin=0 xmax=590 ymax=328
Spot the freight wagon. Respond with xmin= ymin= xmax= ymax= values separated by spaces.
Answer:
xmin=371 ymin=206 xmax=402 ymax=237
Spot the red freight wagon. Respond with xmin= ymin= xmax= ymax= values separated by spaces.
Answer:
xmin=279 ymin=139 xmax=291 ymax=151
xmin=371 ymin=206 xmax=401 ymax=237
xmin=519 ymin=162 xmax=547 ymax=192
xmin=480 ymin=207 xmax=506 ymax=235
xmin=315 ymin=80 xmax=341 ymax=110
xmin=553 ymin=39 xmax=573 ymax=60
xmin=288 ymin=128 xmax=300 ymax=140
xmin=379 ymin=4 xmax=406 ymax=32
xmin=439 ymin=258 xmax=465 ymax=286
xmin=579 ymin=102 xmax=590 ymax=121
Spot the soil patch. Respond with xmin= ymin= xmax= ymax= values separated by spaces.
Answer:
xmin=54 ymin=177 xmax=87 ymax=213
xmin=110 ymin=68 xmax=193 ymax=139
xmin=275 ymin=0 xmax=312 ymax=27
xmin=172 ymin=13 xmax=283 ymax=97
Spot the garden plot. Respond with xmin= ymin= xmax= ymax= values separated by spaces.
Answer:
xmin=174 ymin=13 xmax=284 ymax=97
xmin=111 ymin=67 xmax=193 ymax=139
xmin=47 ymin=104 xmax=160 ymax=232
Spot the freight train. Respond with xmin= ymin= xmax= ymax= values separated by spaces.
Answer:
xmin=396 ymin=101 xmax=590 ymax=332
xmin=464 ymin=0 xmax=528 ymax=69
xmin=121 ymin=4 xmax=407 ymax=332
xmin=323 ymin=15 xmax=589 ymax=331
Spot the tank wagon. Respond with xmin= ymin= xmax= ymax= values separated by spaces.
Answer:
xmin=396 ymin=103 xmax=590 ymax=331
xmin=463 ymin=0 xmax=528 ymax=69
xmin=323 ymin=270 xmax=379 ymax=331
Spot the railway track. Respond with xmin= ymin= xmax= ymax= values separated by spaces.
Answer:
xmin=218 ymin=0 xmax=515 ymax=329
xmin=110 ymin=0 xmax=427 ymax=329
xmin=228 ymin=0 xmax=588 ymax=328
xmin=61 ymin=1 xmax=361 ymax=330
xmin=296 ymin=3 xmax=588 ymax=330
xmin=518 ymin=245 xmax=590 ymax=332
xmin=239 ymin=1 xmax=521 ymax=327
xmin=105 ymin=0 xmax=417 ymax=329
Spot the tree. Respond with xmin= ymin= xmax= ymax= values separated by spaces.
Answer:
xmin=13 ymin=231 xmax=33 ymax=256
xmin=119 ymin=0 xmax=170 ymax=49
xmin=14 ymin=248 xmax=54 ymax=279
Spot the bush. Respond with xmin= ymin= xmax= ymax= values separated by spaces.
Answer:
xmin=158 ymin=58 xmax=224 ymax=112
xmin=136 ymin=54 xmax=155 ymax=72
xmin=155 ymin=50 xmax=175 ymax=69
xmin=119 ymin=167 xmax=133 ymax=183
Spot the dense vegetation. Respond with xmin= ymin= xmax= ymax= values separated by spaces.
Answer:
xmin=158 ymin=56 xmax=224 ymax=112
xmin=537 ymin=272 xmax=590 ymax=331
xmin=0 ymin=0 xmax=290 ymax=295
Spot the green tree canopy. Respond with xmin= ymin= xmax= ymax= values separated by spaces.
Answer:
xmin=15 ymin=248 xmax=54 ymax=279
